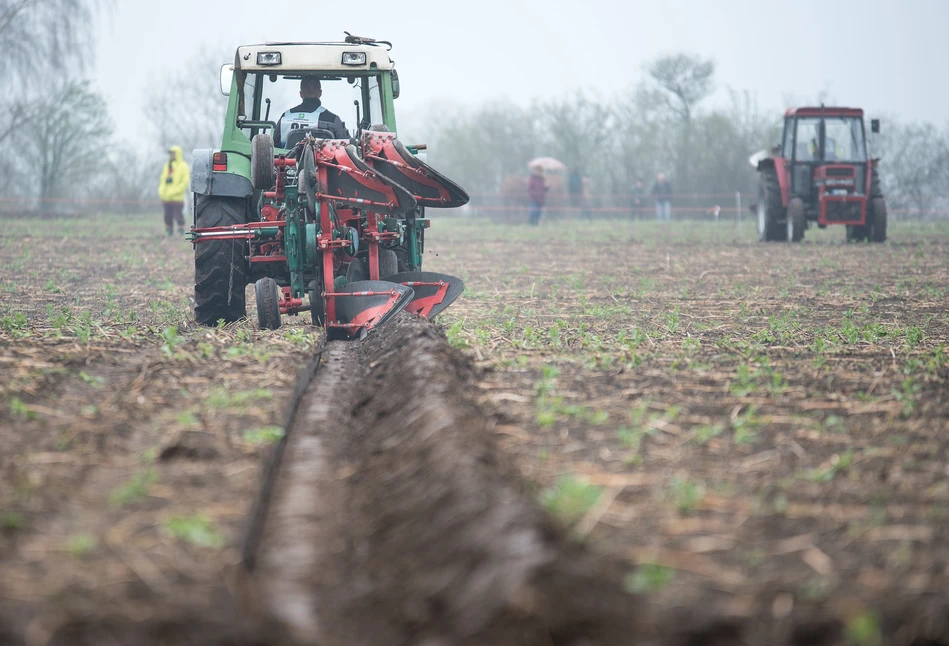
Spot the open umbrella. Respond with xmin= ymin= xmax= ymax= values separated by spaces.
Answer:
xmin=527 ymin=157 xmax=566 ymax=172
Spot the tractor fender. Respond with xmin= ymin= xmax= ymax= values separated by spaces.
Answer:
xmin=191 ymin=148 xmax=213 ymax=195
xmin=192 ymin=148 xmax=254 ymax=199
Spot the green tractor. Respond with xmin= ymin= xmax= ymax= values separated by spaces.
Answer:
xmin=188 ymin=35 xmax=468 ymax=339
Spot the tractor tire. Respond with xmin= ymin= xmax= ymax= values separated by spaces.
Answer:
xmin=346 ymin=258 xmax=367 ymax=283
xmin=251 ymin=134 xmax=275 ymax=190
xmin=787 ymin=197 xmax=805 ymax=243
xmin=869 ymin=197 xmax=887 ymax=243
xmin=308 ymin=279 xmax=324 ymax=326
xmin=255 ymin=277 xmax=282 ymax=330
xmin=870 ymin=166 xmax=883 ymax=197
xmin=194 ymin=195 xmax=247 ymax=326
xmin=757 ymin=168 xmax=785 ymax=242
xmin=379 ymin=249 xmax=399 ymax=278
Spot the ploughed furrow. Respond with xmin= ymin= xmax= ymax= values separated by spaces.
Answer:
xmin=242 ymin=313 xmax=639 ymax=646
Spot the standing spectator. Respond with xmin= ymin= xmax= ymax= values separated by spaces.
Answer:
xmin=630 ymin=179 xmax=645 ymax=218
xmin=651 ymin=172 xmax=672 ymax=222
xmin=527 ymin=165 xmax=548 ymax=225
xmin=568 ymin=168 xmax=584 ymax=219
xmin=158 ymin=145 xmax=190 ymax=237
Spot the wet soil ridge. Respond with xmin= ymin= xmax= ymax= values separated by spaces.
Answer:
xmin=248 ymin=314 xmax=638 ymax=646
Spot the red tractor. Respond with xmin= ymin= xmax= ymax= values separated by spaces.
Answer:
xmin=754 ymin=106 xmax=886 ymax=243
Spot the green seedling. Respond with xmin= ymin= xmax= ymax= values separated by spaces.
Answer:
xmin=164 ymin=515 xmax=224 ymax=548
xmin=540 ymin=476 xmax=602 ymax=524
xmin=624 ymin=563 xmax=675 ymax=594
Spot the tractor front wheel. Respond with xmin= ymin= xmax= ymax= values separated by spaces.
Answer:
xmin=787 ymin=197 xmax=805 ymax=243
xmin=869 ymin=197 xmax=887 ymax=243
xmin=255 ymin=278 xmax=282 ymax=330
xmin=251 ymin=134 xmax=276 ymax=190
xmin=194 ymin=195 xmax=247 ymax=326
xmin=757 ymin=169 xmax=784 ymax=242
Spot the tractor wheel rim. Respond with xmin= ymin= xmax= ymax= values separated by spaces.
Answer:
xmin=757 ymin=203 xmax=766 ymax=237
xmin=787 ymin=212 xmax=793 ymax=242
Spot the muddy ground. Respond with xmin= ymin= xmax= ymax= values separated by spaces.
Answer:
xmin=1 ymin=214 xmax=948 ymax=644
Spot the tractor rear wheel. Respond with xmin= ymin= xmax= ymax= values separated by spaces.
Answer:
xmin=787 ymin=197 xmax=805 ymax=243
xmin=251 ymin=134 xmax=276 ymax=190
xmin=194 ymin=195 xmax=247 ymax=326
xmin=379 ymin=249 xmax=399 ymax=278
xmin=255 ymin=277 xmax=282 ymax=330
xmin=308 ymin=279 xmax=324 ymax=326
xmin=869 ymin=197 xmax=887 ymax=243
xmin=757 ymin=168 xmax=784 ymax=242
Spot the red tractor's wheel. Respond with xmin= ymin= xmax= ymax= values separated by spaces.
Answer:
xmin=757 ymin=168 xmax=784 ymax=242
xmin=194 ymin=196 xmax=247 ymax=326
xmin=787 ymin=197 xmax=805 ymax=243
xmin=869 ymin=197 xmax=887 ymax=243
xmin=255 ymin=277 xmax=282 ymax=330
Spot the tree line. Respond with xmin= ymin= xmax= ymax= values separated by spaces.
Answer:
xmin=417 ymin=55 xmax=949 ymax=219
xmin=0 ymin=5 xmax=946 ymax=220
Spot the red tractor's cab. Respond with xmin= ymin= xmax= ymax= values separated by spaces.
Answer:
xmin=755 ymin=106 xmax=886 ymax=243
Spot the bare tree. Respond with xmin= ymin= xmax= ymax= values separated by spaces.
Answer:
xmin=0 ymin=0 xmax=111 ymax=201
xmin=17 ymin=81 xmax=114 ymax=201
xmin=143 ymin=48 xmax=231 ymax=159
xmin=0 ymin=0 xmax=105 ymax=88
xmin=646 ymin=53 xmax=715 ymax=193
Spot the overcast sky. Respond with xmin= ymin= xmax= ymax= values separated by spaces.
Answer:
xmin=95 ymin=0 xmax=949 ymax=142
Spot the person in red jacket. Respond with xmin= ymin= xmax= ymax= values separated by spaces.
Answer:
xmin=527 ymin=165 xmax=548 ymax=225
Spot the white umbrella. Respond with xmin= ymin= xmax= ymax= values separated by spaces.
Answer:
xmin=527 ymin=157 xmax=566 ymax=172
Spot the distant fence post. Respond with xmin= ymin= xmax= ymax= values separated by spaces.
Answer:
xmin=736 ymin=191 xmax=742 ymax=226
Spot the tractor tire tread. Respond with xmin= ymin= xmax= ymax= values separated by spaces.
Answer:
xmin=870 ymin=196 xmax=887 ymax=243
xmin=194 ymin=195 xmax=247 ymax=326
xmin=251 ymin=134 xmax=276 ymax=191
xmin=758 ymin=168 xmax=785 ymax=242
xmin=255 ymin=277 xmax=281 ymax=330
xmin=379 ymin=249 xmax=399 ymax=279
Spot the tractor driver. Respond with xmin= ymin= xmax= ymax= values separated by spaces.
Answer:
xmin=274 ymin=76 xmax=348 ymax=147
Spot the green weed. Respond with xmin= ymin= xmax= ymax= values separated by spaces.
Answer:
xmin=109 ymin=469 xmax=157 ymax=508
xmin=164 ymin=515 xmax=224 ymax=548
xmin=243 ymin=426 xmax=285 ymax=445
xmin=624 ymin=563 xmax=675 ymax=594
xmin=539 ymin=476 xmax=602 ymax=524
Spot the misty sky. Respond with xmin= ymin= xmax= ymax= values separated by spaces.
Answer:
xmin=95 ymin=0 xmax=949 ymax=142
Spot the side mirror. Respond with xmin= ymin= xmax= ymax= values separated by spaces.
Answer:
xmin=391 ymin=68 xmax=400 ymax=100
xmin=220 ymin=64 xmax=233 ymax=96
xmin=871 ymin=119 xmax=880 ymax=134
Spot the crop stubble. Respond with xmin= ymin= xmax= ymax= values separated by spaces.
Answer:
xmin=0 ymin=215 xmax=948 ymax=644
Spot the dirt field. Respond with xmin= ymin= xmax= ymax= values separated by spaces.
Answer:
xmin=1 ymin=213 xmax=948 ymax=644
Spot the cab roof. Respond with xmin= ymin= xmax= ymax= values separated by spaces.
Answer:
xmin=236 ymin=42 xmax=393 ymax=72
xmin=785 ymin=107 xmax=864 ymax=118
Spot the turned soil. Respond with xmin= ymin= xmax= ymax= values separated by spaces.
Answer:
xmin=1 ymin=215 xmax=948 ymax=645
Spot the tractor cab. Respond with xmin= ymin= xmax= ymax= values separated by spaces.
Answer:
xmin=781 ymin=108 xmax=870 ymax=221
xmin=753 ymin=106 xmax=886 ymax=243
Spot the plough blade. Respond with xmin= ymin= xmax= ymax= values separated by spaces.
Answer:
xmin=311 ymin=142 xmax=418 ymax=216
xmin=388 ymin=272 xmax=465 ymax=319
xmin=328 ymin=280 xmax=415 ymax=340
xmin=362 ymin=131 xmax=469 ymax=208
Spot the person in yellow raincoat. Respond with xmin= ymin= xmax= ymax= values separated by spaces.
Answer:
xmin=158 ymin=145 xmax=190 ymax=237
